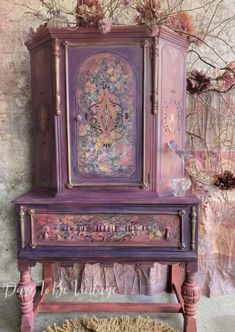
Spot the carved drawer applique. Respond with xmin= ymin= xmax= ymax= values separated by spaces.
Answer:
xmin=28 ymin=210 xmax=185 ymax=249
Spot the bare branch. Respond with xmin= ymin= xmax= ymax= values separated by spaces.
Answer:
xmin=208 ymin=14 xmax=235 ymax=34
xmin=178 ymin=30 xmax=228 ymax=64
xmin=207 ymin=34 xmax=235 ymax=56
xmin=206 ymin=84 xmax=235 ymax=94
xmin=168 ymin=0 xmax=218 ymax=17
xmin=187 ymin=92 xmax=235 ymax=120
xmin=188 ymin=49 xmax=218 ymax=69
xmin=204 ymin=0 xmax=224 ymax=36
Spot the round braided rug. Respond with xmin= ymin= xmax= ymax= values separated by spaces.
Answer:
xmin=43 ymin=316 xmax=180 ymax=332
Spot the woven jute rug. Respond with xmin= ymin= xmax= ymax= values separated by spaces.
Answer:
xmin=43 ymin=316 xmax=180 ymax=332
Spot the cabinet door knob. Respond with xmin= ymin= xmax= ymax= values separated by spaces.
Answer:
xmin=75 ymin=115 xmax=82 ymax=122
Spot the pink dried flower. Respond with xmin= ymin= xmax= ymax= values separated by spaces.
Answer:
xmin=135 ymin=0 xmax=162 ymax=25
xmin=75 ymin=0 xmax=104 ymax=26
xmin=212 ymin=170 xmax=235 ymax=191
xmin=98 ymin=18 xmax=112 ymax=34
xmin=187 ymin=70 xmax=211 ymax=94
xmin=166 ymin=12 xmax=196 ymax=37
xmin=217 ymin=60 xmax=235 ymax=90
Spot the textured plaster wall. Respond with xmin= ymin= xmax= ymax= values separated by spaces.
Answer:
xmin=0 ymin=0 xmax=234 ymax=286
xmin=0 ymin=0 xmax=43 ymax=284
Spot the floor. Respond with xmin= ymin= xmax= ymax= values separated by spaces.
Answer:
xmin=0 ymin=288 xmax=234 ymax=332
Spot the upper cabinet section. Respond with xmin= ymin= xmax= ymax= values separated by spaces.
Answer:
xmin=26 ymin=26 xmax=189 ymax=196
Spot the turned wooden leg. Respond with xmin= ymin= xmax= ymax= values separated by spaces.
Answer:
xmin=182 ymin=268 xmax=200 ymax=332
xmin=17 ymin=261 xmax=36 ymax=332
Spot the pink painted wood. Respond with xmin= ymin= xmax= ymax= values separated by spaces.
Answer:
xmin=154 ymin=32 xmax=188 ymax=194
xmin=17 ymin=263 xmax=36 ymax=332
xmin=38 ymin=301 xmax=183 ymax=314
xmin=182 ymin=270 xmax=200 ymax=332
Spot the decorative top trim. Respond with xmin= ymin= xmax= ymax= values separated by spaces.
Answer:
xmin=25 ymin=25 xmax=189 ymax=51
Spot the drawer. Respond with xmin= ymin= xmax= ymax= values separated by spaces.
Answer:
xmin=27 ymin=209 xmax=186 ymax=249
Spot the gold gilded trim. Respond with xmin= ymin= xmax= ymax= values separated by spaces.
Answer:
xmin=52 ymin=39 xmax=61 ymax=116
xmin=190 ymin=206 xmax=197 ymax=250
xmin=140 ymin=182 xmax=147 ymax=189
xmin=28 ymin=208 xmax=35 ymax=216
xmin=140 ymin=40 xmax=149 ymax=189
xmin=152 ymin=37 xmax=159 ymax=115
xmin=64 ymin=41 xmax=142 ymax=48
xmin=66 ymin=181 xmax=73 ymax=189
xmin=28 ymin=209 xmax=37 ymax=249
xmin=30 ymin=242 xmax=37 ymax=249
xmin=19 ymin=206 xmax=25 ymax=249
xmin=178 ymin=209 xmax=186 ymax=249
xmin=64 ymin=41 xmax=73 ymax=189
xmin=29 ymin=210 xmax=179 ymax=216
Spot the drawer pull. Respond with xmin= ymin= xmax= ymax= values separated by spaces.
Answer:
xmin=165 ymin=227 xmax=171 ymax=241
xmin=42 ymin=226 xmax=50 ymax=240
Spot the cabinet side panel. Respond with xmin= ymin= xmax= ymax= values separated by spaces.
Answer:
xmin=30 ymin=43 xmax=56 ymax=192
xmin=156 ymin=38 xmax=187 ymax=194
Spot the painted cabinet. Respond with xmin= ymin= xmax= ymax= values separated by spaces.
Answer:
xmin=14 ymin=26 xmax=200 ymax=332
xmin=27 ymin=25 xmax=188 ymax=195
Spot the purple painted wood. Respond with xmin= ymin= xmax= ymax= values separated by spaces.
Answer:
xmin=14 ymin=190 xmax=200 ymax=205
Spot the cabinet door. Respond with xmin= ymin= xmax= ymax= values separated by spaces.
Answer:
xmin=65 ymin=41 xmax=148 ymax=189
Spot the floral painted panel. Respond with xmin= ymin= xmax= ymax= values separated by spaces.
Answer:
xmin=31 ymin=213 xmax=180 ymax=247
xmin=76 ymin=52 xmax=137 ymax=177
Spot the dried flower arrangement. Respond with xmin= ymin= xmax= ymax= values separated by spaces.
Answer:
xmin=27 ymin=0 xmax=205 ymax=39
